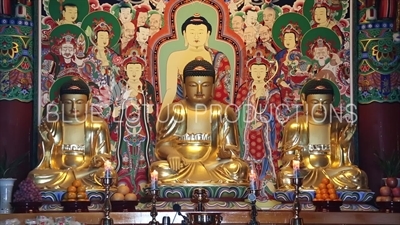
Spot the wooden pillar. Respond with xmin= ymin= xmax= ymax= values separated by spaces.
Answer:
xmin=358 ymin=103 xmax=400 ymax=194
xmin=0 ymin=101 xmax=33 ymax=182
xmin=0 ymin=3 xmax=34 ymax=185
xmin=357 ymin=0 xmax=400 ymax=194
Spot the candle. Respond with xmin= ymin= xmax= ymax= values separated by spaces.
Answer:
xmin=293 ymin=160 xmax=300 ymax=178
xmin=150 ymin=170 xmax=158 ymax=190
xmin=249 ymin=169 xmax=257 ymax=191
xmin=104 ymin=160 xmax=112 ymax=178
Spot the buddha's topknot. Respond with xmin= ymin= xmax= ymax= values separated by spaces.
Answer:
xmin=59 ymin=76 xmax=90 ymax=98
xmin=183 ymin=57 xmax=215 ymax=82
xmin=302 ymin=78 xmax=334 ymax=97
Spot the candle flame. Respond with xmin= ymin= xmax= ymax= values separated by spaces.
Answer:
xmin=104 ymin=160 xmax=112 ymax=170
xmin=292 ymin=160 xmax=300 ymax=170
xmin=249 ymin=169 xmax=257 ymax=180
xmin=151 ymin=170 xmax=158 ymax=179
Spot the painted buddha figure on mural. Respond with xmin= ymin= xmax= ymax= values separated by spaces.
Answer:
xmin=29 ymin=76 xmax=114 ymax=189
xmin=151 ymin=57 xmax=249 ymax=184
xmin=308 ymin=0 xmax=343 ymax=43
xmin=58 ymin=3 xmax=78 ymax=25
xmin=47 ymin=0 xmax=90 ymax=28
xmin=278 ymin=78 xmax=368 ymax=190
xmin=163 ymin=13 xmax=231 ymax=112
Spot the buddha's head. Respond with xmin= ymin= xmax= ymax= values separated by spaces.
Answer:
xmin=62 ymin=3 xmax=78 ymax=24
xmin=301 ymin=78 xmax=334 ymax=124
xmin=59 ymin=76 xmax=90 ymax=121
xmin=183 ymin=57 xmax=215 ymax=107
xmin=312 ymin=4 xmax=330 ymax=25
xmin=182 ymin=13 xmax=212 ymax=48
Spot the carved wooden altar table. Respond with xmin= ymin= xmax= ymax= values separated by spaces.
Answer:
xmin=1 ymin=211 xmax=399 ymax=225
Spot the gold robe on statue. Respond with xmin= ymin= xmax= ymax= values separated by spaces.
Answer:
xmin=279 ymin=115 xmax=368 ymax=190
xmin=151 ymin=101 xmax=249 ymax=184
xmin=29 ymin=115 xmax=112 ymax=189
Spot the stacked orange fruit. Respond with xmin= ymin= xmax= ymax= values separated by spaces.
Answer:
xmin=64 ymin=179 xmax=88 ymax=201
xmin=314 ymin=178 xmax=341 ymax=201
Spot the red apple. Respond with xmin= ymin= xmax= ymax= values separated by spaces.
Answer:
xmin=380 ymin=186 xmax=392 ymax=196
xmin=392 ymin=187 xmax=400 ymax=197
xmin=386 ymin=177 xmax=399 ymax=188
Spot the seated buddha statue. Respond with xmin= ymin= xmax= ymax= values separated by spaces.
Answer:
xmin=29 ymin=76 xmax=114 ymax=189
xmin=150 ymin=57 xmax=249 ymax=184
xmin=278 ymin=78 xmax=368 ymax=190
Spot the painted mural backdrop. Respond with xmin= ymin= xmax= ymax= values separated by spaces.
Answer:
xmin=39 ymin=0 xmax=352 ymax=200
xmin=0 ymin=1 xmax=33 ymax=102
xmin=358 ymin=0 xmax=400 ymax=104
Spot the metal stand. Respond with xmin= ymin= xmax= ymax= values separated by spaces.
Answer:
xmin=146 ymin=189 xmax=160 ymax=225
xmin=101 ymin=177 xmax=114 ymax=225
xmin=290 ymin=177 xmax=304 ymax=225
xmin=247 ymin=189 xmax=260 ymax=225
xmin=188 ymin=188 xmax=222 ymax=225
xmin=191 ymin=188 xmax=209 ymax=211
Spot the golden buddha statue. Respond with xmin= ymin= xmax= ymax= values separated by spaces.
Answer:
xmin=29 ymin=76 xmax=114 ymax=189
xmin=151 ymin=57 xmax=249 ymax=184
xmin=278 ymin=78 xmax=368 ymax=190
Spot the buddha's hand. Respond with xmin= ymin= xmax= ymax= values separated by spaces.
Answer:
xmin=91 ymin=154 xmax=109 ymax=168
xmin=218 ymin=147 xmax=233 ymax=159
xmin=167 ymin=151 xmax=186 ymax=171
xmin=339 ymin=123 xmax=356 ymax=146
xmin=39 ymin=122 xmax=54 ymax=146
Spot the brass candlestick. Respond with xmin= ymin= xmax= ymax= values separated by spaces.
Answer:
xmin=101 ymin=176 xmax=114 ymax=225
xmin=290 ymin=177 xmax=304 ymax=225
xmin=146 ymin=188 xmax=160 ymax=225
xmin=248 ymin=189 xmax=260 ymax=225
